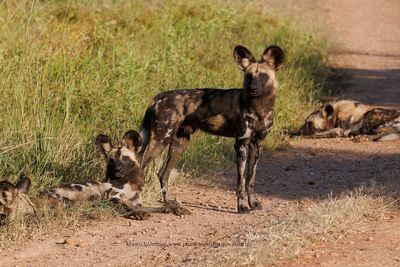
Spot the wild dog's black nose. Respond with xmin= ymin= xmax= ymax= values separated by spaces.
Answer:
xmin=289 ymin=130 xmax=302 ymax=137
xmin=248 ymin=89 xmax=258 ymax=96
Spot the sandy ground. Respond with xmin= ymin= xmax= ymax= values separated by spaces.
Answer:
xmin=1 ymin=0 xmax=400 ymax=266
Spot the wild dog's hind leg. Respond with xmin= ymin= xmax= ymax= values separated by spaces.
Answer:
xmin=235 ymin=138 xmax=250 ymax=213
xmin=158 ymin=128 xmax=190 ymax=203
xmin=141 ymin=141 xmax=165 ymax=169
xmin=246 ymin=140 xmax=262 ymax=210
xmin=158 ymin=127 xmax=192 ymax=215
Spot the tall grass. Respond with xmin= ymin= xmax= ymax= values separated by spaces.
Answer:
xmin=0 ymin=0 xmax=327 ymax=187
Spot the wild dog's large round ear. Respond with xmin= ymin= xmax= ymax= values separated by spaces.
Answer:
xmin=323 ymin=104 xmax=335 ymax=119
xmin=233 ymin=45 xmax=256 ymax=71
xmin=95 ymin=134 xmax=112 ymax=157
xmin=122 ymin=130 xmax=142 ymax=153
xmin=16 ymin=176 xmax=31 ymax=194
xmin=0 ymin=180 xmax=17 ymax=206
xmin=261 ymin=45 xmax=284 ymax=71
xmin=0 ymin=180 xmax=15 ymax=192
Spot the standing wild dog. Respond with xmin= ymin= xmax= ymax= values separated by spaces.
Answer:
xmin=138 ymin=45 xmax=284 ymax=213
xmin=296 ymin=100 xmax=400 ymax=141
xmin=44 ymin=130 xmax=150 ymax=219
xmin=0 ymin=176 xmax=36 ymax=221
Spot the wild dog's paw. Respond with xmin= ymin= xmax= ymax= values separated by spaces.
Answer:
xmin=124 ymin=210 xmax=150 ymax=220
xmin=164 ymin=200 xmax=191 ymax=216
xmin=237 ymin=205 xmax=250 ymax=214
xmin=353 ymin=135 xmax=371 ymax=143
xmin=250 ymin=201 xmax=263 ymax=211
xmin=171 ymin=206 xmax=192 ymax=216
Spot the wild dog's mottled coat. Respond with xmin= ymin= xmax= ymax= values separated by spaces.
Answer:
xmin=297 ymin=100 xmax=400 ymax=141
xmin=139 ymin=45 xmax=284 ymax=213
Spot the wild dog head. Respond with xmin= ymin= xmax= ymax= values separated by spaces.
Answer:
xmin=96 ymin=130 xmax=143 ymax=187
xmin=297 ymin=103 xmax=337 ymax=136
xmin=0 ymin=176 xmax=36 ymax=220
xmin=234 ymin=45 xmax=284 ymax=97
xmin=96 ymin=130 xmax=145 ymax=209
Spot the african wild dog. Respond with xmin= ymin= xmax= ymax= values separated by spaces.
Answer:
xmin=44 ymin=130 xmax=150 ymax=220
xmin=296 ymin=100 xmax=400 ymax=141
xmin=0 ymin=176 xmax=36 ymax=221
xmin=138 ymin=45 xmax=284 ymax=213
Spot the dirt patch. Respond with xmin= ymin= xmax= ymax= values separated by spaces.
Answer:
xmin=285 ymin=217 xmax=400 ymax=267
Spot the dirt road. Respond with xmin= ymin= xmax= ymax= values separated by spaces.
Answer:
xmin=1 ymin=0 xmax=399 ymax=266
xmin=284 ymin=1 xmax=400 ymax=266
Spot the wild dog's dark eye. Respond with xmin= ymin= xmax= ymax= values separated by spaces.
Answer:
xmin=259 ymin=73 xmax=269 ymax=81
xmin=245 ymin=73 xmax=253 ymax=83
xmin=122 ymin=156 xmax=134 ymax=165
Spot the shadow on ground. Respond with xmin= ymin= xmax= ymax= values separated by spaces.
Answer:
xmin=205 ymin=140 xmax=400 ymax=203
xmin=328 ymin=68 xmax=400 ymax=107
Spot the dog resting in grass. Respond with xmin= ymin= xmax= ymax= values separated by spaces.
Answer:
xmin=295 ymin=100 xmax=400 ymax=141
xmin=43 ymin=130 xmax=186 ymax=220
xmin=0 ymin=176 xmax=36 ymax=221
xmin=42 ymin=130 xmax=150 ymax=219
xmin=42 ymin=130 xmax=153 ymax=219
xmin=138 ymin=45 xmax=284 ymax=214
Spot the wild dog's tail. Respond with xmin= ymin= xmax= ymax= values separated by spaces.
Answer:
xmin=138 ymin=107 xmax=154 ymax=163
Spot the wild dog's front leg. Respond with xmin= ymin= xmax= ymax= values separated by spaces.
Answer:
xmin=121 ymin=191 xmax=151 ymax=220
xmin=310 ymin=128 xmax=350 ymax=138
xmin=125 ymin=208 xmax=150 ymax=220
xmin=109 ymin=180 xmax=150 ymax=220
xmin=246 ymin=140 xmax=262 ymax=210
xmin=235 ymin=139 xmax=250 ymax=214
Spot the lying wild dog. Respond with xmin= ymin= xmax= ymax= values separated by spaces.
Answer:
xmin=296 ymin=100 xmax=400 ymax=141
xmin=0 ymin=176 xmax=36 ymax=221
xmin=44 ymin=130 xmax=185 ymax=219
xmin=44 ymin=130 xmax=150 ymax=220
xmin=138 ymin=45 xmax=284 ymax=213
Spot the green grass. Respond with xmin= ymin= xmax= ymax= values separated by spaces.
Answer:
xmin=0 ymin=0 xmax=327 ymax=242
